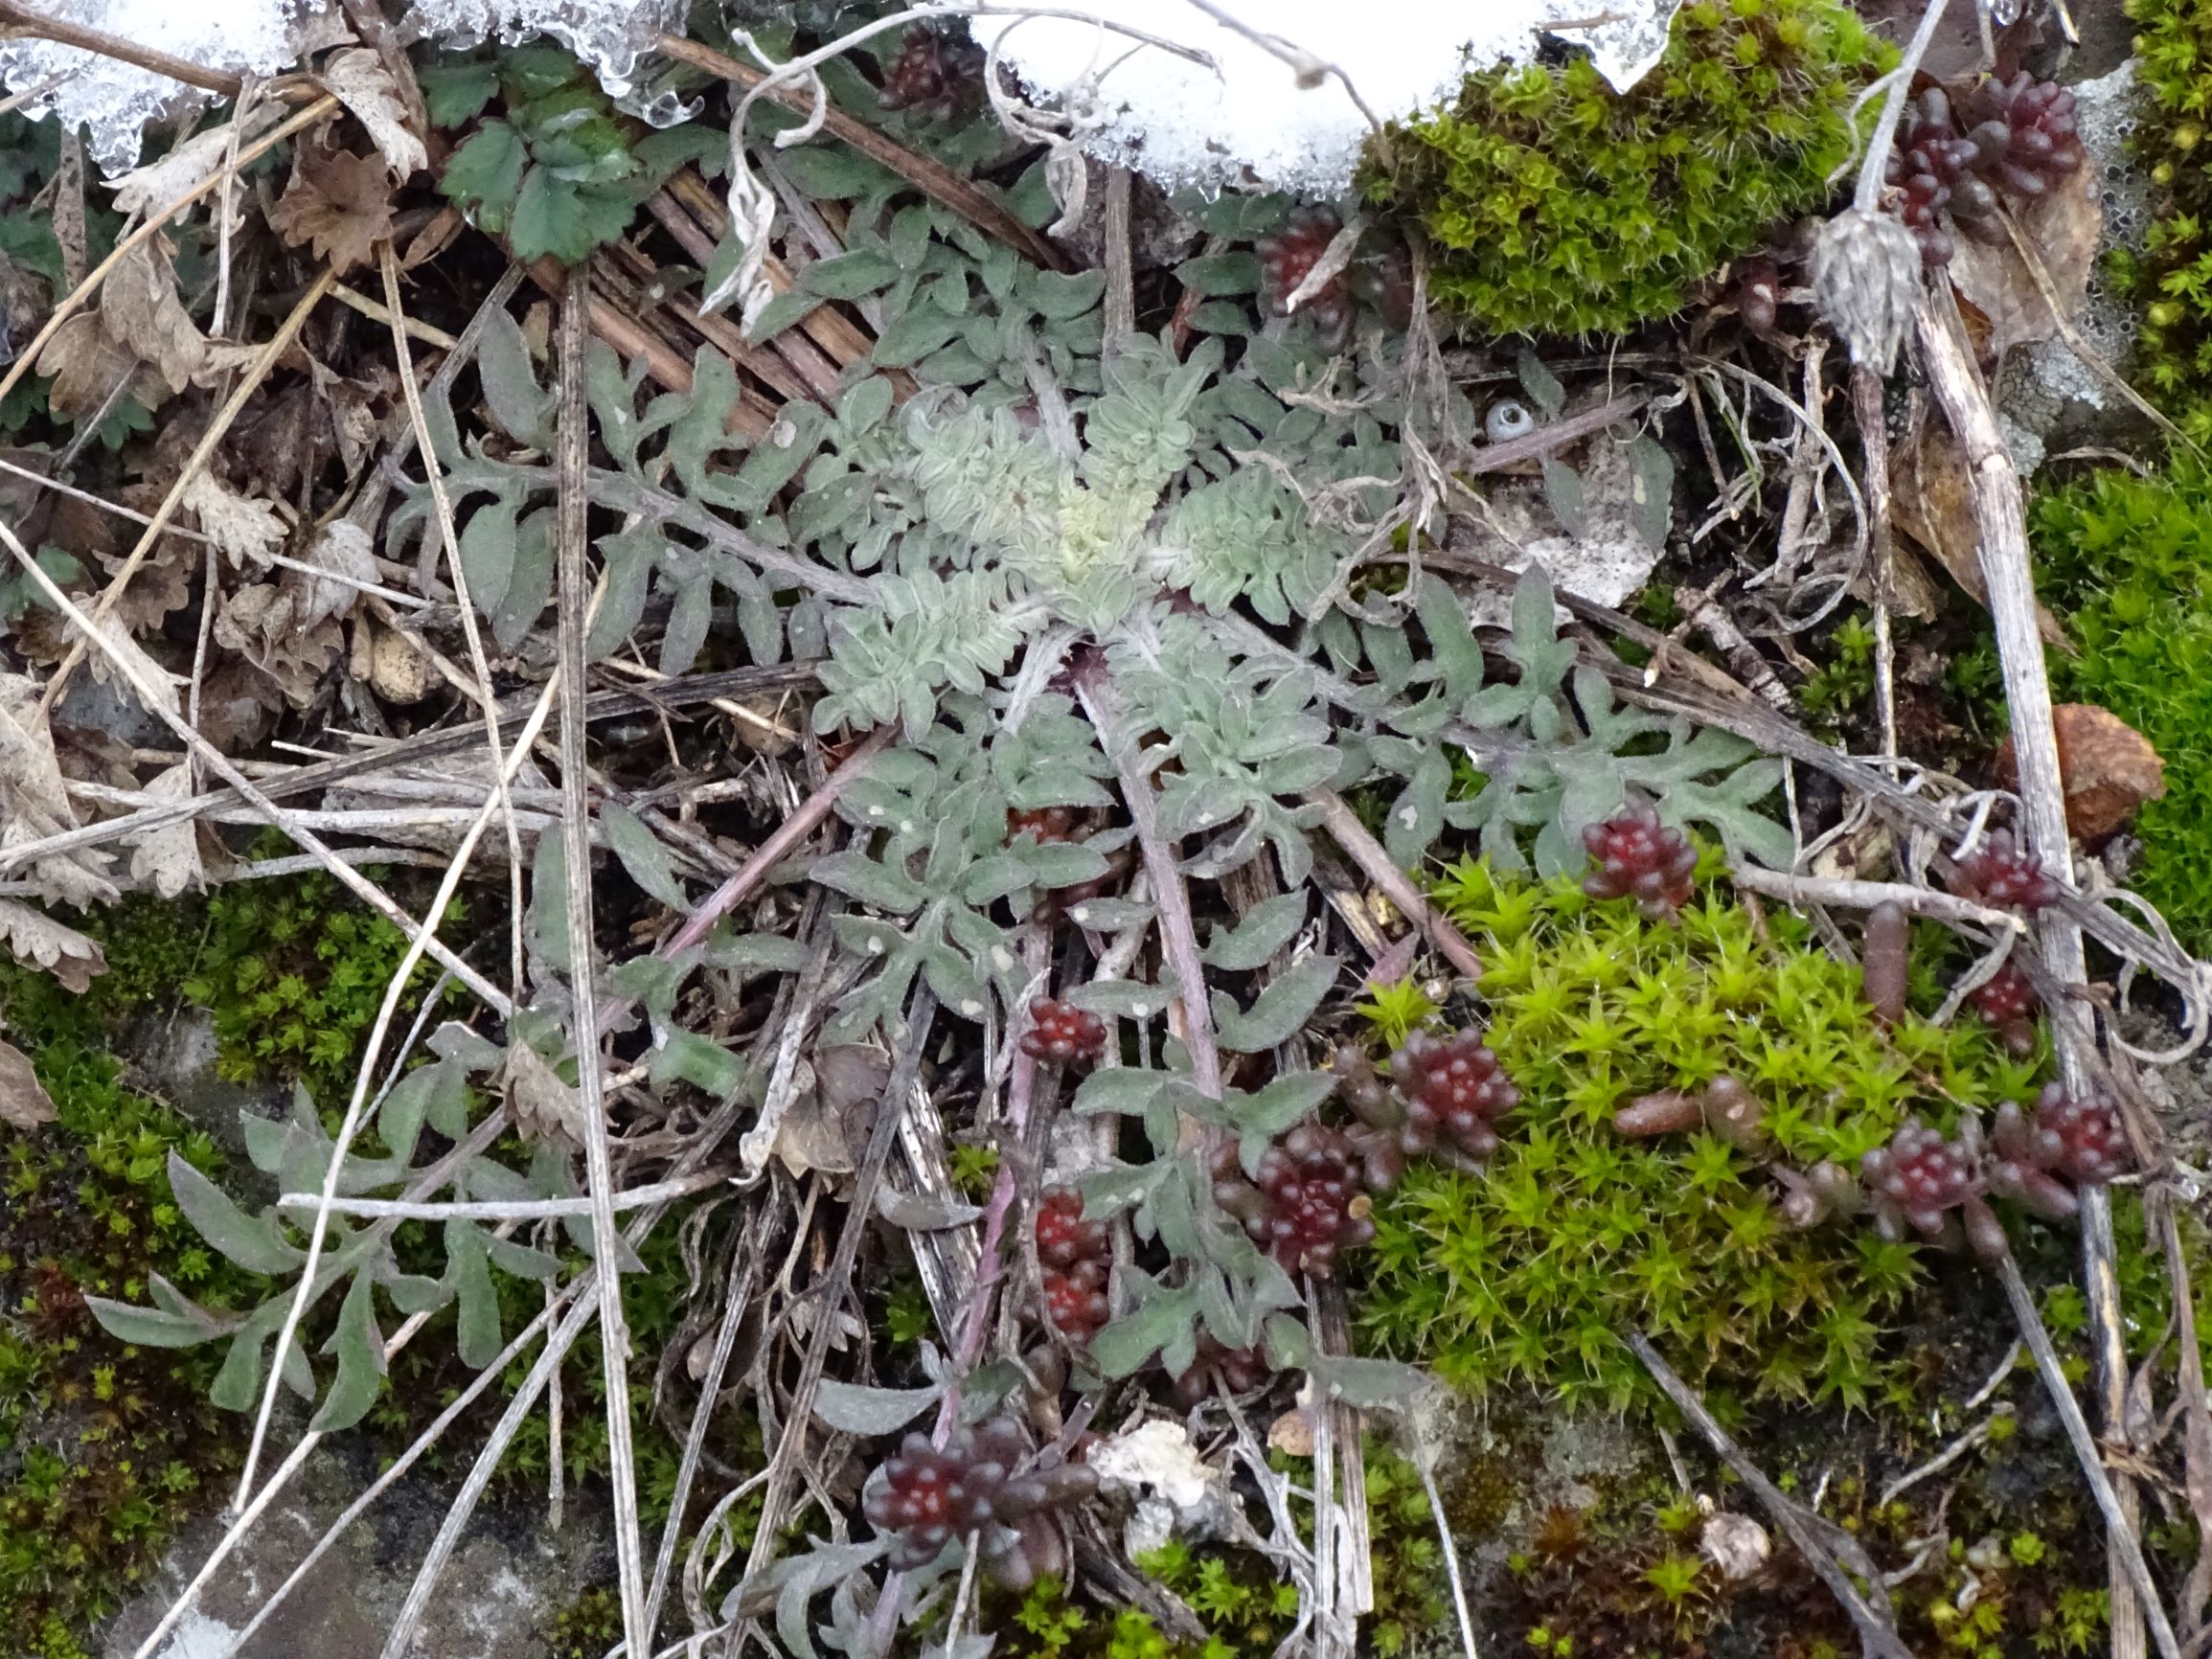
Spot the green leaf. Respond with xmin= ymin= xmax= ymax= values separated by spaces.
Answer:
xmin=84 ymin=1275 xmax=231 ymax=1349
xmin=510 ymin=168 xmax=637 ymax=266
xmin=801 ymin=250 xmax=904 ymax=300
xmin=445 ymin=1220 xmax=503 ymax=1370
xmin=1201 ymin=893 xmax=1307 ymax=970
xmin=1227 ymin=1072 xmax=1334 ymax=1151
xmin=811 ymin=849 xmax=928 ymax=913
xmin=1074 ymin=1066 xmax=1168 ymax=1118
xmin=1541 ymin=457 xmax=1588 ymax=535
xmin=495 ymin=505 xmax=557 ymax=649
xmin=1627 ymin=431 xmax=1675 ymax=550
xmin=1091 ymin=1281 xmax=1200 ymax=1377
xmin=440 ymin=121 xmax=526 ymax=233
xmin=376 ymin=1059 xmax=461 ymax=1165
xmin=1027 ymin=268 xmax=1107 ymax=318
xmin=475 ymin=308 xmax=555 ymax=448
xmin=1076 ymin=1160 xmax=1171 ymax=1219
xmin=1309 ymin=1354 xmax=1429 ymax=1411
xmin=1175 ymin=252 xmax=1263 ymax=296
xmin=1516 ymin=346 xmax=1566 ymax=418
xmin=168 ymin=1150 xmax=303 ymax=1274
xmin=529 ymin=825 xmax=571 ymax=971
xmin=1211 ymin=954 xmax=1340 ymax=1055
xmin=458 ymin=498 xmax=518 ymax=615
xmin=772 ymin=144 xmax=897 ymax=199
xmin=602 ymin=799 xmax=689 ymax=910
xmin=872 ymin=303 xmax=966 ymax=368
xmin=1066 ymin=978 xmax=1172 ymax=1021
xmin=813 ymin=1377 xmax=945 ymax=1434
xmin=420 ymin=59 xmax=499 ymax=129
xmin=311 ymin=1269 xmax=387 ymax=1433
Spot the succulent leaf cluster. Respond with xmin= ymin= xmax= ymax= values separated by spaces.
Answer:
xmin=1362 ymin=0 xmax=1891 ymax=335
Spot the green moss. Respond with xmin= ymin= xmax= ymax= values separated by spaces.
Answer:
xmin=1363 ymin=0 xmax=1890 ymax=336
xmin=2117 ymin=0 xmax=2212 ymax=440
xmin=2029 ymin=461 xmax=2212 ymax=949
xmin=178 ymin=865 xmax=458 ymax=1101
xmin=0 ymin=935 xmax=270 ymax=1656
xmin=1357 ymin=861 xmax=2041 ymax=1412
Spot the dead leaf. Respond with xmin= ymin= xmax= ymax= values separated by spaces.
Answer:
xmin=0 ymin=1037 xmax=55 ymax=1130
xmin=1266 ymin=1407 xmax=1314 ymax=1457
xmin=194 ymin=658 xmax=283 ymax=751
xmin=774 ymin=1045 xmax=888 ymax=1178
xmin=299 ymin=519 xmax=376 ymax=628
xmin=0 ymin=673 xmax=117 ymax=907
xmin=101 ymin=239 xmax=206 ymax=397
xmin=505 ymin=1040 xmax=585 ymax=1149
xmin=107 ymin=105 xmax=284 ymax=220
xmin=1995 ymin=704 xmax=2167 ymax=842
xmin=0 ymin=898 xmax=106 ymax=992
xmin=268 ymin=146 xmax=396 ymax=276
xmin=126 ymin=761 xmax=204 ymax=898
xmin=215 ymin=581 xmax=344 ymax=708
xmin=75 ymin=614 xmax=183 ymax=722
xmin=1948 ymin=164 xmax=2101 ymax=355
xmin=34 ymin=313 xmax=142 ymax=422
xmin=319 ymin=48 xmax=428 ymax=178
xmin=1892 ymin=421 xmax=2068 ymax=647
xmin=181 ymin=471 xmax=286 ymax=567
xmin=401 ymin=205 xmax=464 ymax=271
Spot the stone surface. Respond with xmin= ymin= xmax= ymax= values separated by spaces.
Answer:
xmin=106 ymin=1443 xmax=611 ymax=1659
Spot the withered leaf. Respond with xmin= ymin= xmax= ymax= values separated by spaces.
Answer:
xmin=102 ymin=239 xmax=206 ymax=397
xmin=215 ymin=581 xmax=345 ymax=708
xmin=319 ymin=48 xmax=428 ymax=178
xmin=1996 ymin=704 xmax=2168 ymax=843
xmin=299 ymin=520 xmax=376 ymax=629
xmin=34 ymin=313 xmax=141 ymax=422
xmin=0 ymin=673 xmax=117 ymax=907
xmin=181 ymin=471 xmax=285 ymax=567
xmin=1892 ymin=420 xmax=2067 ymax=647
xmin=505 ymin=1040 xmax=585 ymax=1149
xmin=1948 ymin=163 xmax=2102 ymax=356
xmin=108 ymin=105 xmax=283 ymax=220
xmin=0 ymin=1037 xmax=56 ymax=1131
xmin=268 ymin=148 xmax=396 ymax=276
xmin=773 ymin=1045 xmax=888 ymax=1178
xmin=0 ymin=898 xmax=106 ymax=993
xmin=127 ymin=762 xmax=204 ymax=899
xmin=76 ymin=614 xmax=183 ymax=723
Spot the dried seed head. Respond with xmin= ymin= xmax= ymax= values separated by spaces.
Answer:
xmin=1811 ymin=208 xmax=1923 ymax=373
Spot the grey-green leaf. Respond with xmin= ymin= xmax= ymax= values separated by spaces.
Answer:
xmin=477 ymin=308 xmax=556 ymax=448
xmin=800 ymin=250 xmax=903 ymax=300
xmin=445 ymin=1220 xmax=503 ymax=1370
xmin=311 ymin=1269 xmax=387 ymax=1433
xmin=1211 ymin=954 xmax=1339 ymax=1055
xmin=168 ymin=1150 xmax=303 ymax=1275
xmin=1201 ymin=892 xmax=1306 ymax=971
xmin=602 ymin=799 xmax=689 ymax=910
xmin=813 ymin=1377 xmax=945 ymax=1435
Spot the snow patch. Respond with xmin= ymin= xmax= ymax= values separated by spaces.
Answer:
xmin=148 ymin=1610 xmax=245 ymax=1659
xmin=970 ymin=0 xmax=1687 ymax=193
xmin=10 ymin=0 xmax=1684 ymax=188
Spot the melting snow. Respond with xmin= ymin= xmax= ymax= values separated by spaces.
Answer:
xmin=4 ymin=0 xmax=1682 ymax=189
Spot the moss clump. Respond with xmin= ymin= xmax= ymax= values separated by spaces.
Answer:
xmin=2030 ymin=461 xmax=2212 ymax=948
xmin=1358 ymin=862 xmax=2041 ymax=1411
xmin=2118 ymin=0 xmax=2212 ymax=441
xmin=1361 ymin=0 xmax=1890 ymax=337
xmin=0 ymin=943 xmax=269 ymax=1657
xmin=178 ymin=864 xmax=456 ymax=1100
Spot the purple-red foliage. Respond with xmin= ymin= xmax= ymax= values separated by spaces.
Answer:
xmin=1581 ymin=803 xmax=1699 ymax=920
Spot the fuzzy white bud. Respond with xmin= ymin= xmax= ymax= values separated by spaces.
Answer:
xmin=1811 ymin=208 xmax=1923 ymax=375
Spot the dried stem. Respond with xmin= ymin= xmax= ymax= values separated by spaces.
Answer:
xmin=1305 ymin=786 xmax=1483 ymax=980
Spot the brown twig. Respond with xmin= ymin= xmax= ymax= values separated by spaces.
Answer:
xmin=1303 ymin=786 xmax=1483 ymax=981
xmin=654 ymin=33 xmax=1070 ymax=273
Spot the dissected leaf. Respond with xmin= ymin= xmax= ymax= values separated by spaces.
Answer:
xmin=0 ymin=674 xmax=117 ymax=907
xmin=506 ymin=1040 xmax=584 ymax=1149
xmin=311 ymin=1268 xmax=388 ymax=1432
xmin=0 ymin=898 xmax=105 ymax=991
xmin=299 ymin=520 xmax=377 ymax=629
xmin=319 ymin=48 xmax=429 ymax=178
xmin=0 ymin=1037 xmax=54 ymax=1130
xmin=101 ymin=238 xmax=205 ymax=396
xmin=1211 ymin=953 xmax=1340 ymax=1055
xmin=439 ymin=120 xmax=527 ymax=234
xmin=1202 ymin=892 xmax=1307 ymax=971
xmin=107 ymin=106 xmax=284 ymax=218
xmin=126 ymin=762 xmax=204 ymax=899
xmin=34 ymin=312 xmax=141 ymax=421
xmin=268 ymin=145 xmax=398 ymax=276
xmin=181 ymin=472 xmax=285 ymax=566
